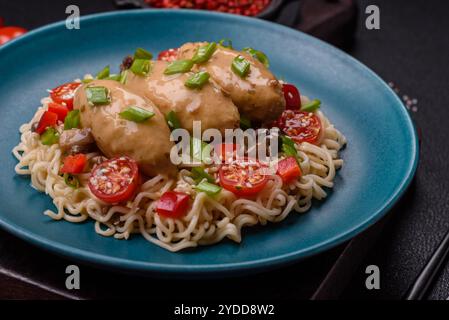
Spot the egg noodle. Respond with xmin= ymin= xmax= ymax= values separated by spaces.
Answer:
xmin=13 ymin=87 xmax=346 ymax=252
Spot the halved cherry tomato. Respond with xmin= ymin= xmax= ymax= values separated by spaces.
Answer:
xmin=282 ymin=84 xmax=301 ymax=110
xmin=0 ymin=26 xmax=27 ymax=45
xmin=88 ymin=156 xmax=140 ymax=204
xmin=156 ymin=191 xmax=190 ymax=219
xmin=35 ymin=111 xmax=58 ymax=135
xmin=157 ymin=48 xmax=178 ymax=62
xmin=60 ymin=154 xmax=87 ymax=174
xmin=213 ymin=143 xmax=240 ymax=162
xmin=277 ymin=156 xmax=301 ymax=183
xmin=50 ymin=82 xmax=81 ymax=110
xmin=48 ymin=102 xmax=69 ymax=122
xmin=274 ymin=110 xmax=322 ymax=144
xmin=219 ymin=158 xmax=268 ymax=197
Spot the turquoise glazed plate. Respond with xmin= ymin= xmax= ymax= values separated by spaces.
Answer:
xmin=0 ymin=10 xmax=418 ymax=276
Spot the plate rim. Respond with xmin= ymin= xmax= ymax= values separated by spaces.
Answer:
xmin=0 ymin=9 xmax=419 ymax=275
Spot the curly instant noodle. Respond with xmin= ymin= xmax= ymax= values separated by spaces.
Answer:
xmin=13 ymin=89 xmax=346 ymax=252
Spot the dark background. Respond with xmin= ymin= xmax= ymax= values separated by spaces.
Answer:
xmin=0 ymin=0 xmax=448 ymax=300
xmin=341 ymin=0 xmax=449 ymax=300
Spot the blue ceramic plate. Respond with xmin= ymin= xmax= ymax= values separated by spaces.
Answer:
xmin=0 ymin=10 xmax=418 ymax=276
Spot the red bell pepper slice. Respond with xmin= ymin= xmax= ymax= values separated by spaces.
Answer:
xmin=277 ymin=156 xmax=302 ymax=183
xmin=156 ymin=191 xmax=190 ymax=219
xmin=60 ymin=154 xmax=87 ymax=174
xmin=35 ymin=111 xmax=58 ymax=135
xmin=282 ymin=83 xmax=301 ymax=110
xmin=48 ymin=102 xmax=69 ymax=122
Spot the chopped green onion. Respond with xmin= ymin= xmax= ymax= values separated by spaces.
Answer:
xmin=64 ymin=110 xmax=80 ymax=130
xmin=231 ymin=55 xmax=250 ymax=78
xmin=134 ymin=47 xmax=153 ymax=60
xmin=86 ymin=86 xmax=110 ymax=105
xmin=120 ymin=70 xmax=128 ymax=84
xmin=164 ymin=60 xmax=194 ymax=75
xmin=301 ymin=99 xmax=321 ymax=112
xmin=218 ymin=38 xmax=233 ymax=49
xmin=41 ymin=127 xmax=59 ymax=145
xmin=242 ymin=47 xmax=270 ymax=68
xmin=105 ymin=74 xmax=121 ymax=81
xmin=81 ymin=78 xmax=93 ymax=84
xmin=240 ymin=115 xmax=252 ymax=130
xmin=283 ymin=144 xmax=298 ymax=158
xmin=190 ymin=137 xmax=211 ymax=162
xmin=191 ymin=137 xmax=202 ymax=161
xmin=191 ymin=167 xmax=215 ymax=183
xmin=281 ymin=135 xmax=299 ymax=162
xmin=185 ymin=71 xmax=210 ymax=89
xmin=192 ymin=42 xmax=217 ymax=64
xmin=130 ymin=59 xmax=152 ymax=76
xmin=64 ymin=173 xmax=79 ymax=189
xmin=165 ymin=111 xmax=181 ymax=130
xmin=194 ymin=180 xmax=222 ymax=196
xmin=281 ymin=134 xmax=296 ymax=149
xmin=119 ymin=106 xmax=155 ymax=123
xmin=95 ymin=65 xmax=110 ymax=79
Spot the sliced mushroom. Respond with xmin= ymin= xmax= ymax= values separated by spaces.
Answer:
xmin=59 ymin=128 xmax=95 ymax=154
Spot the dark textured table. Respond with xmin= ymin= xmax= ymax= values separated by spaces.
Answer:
xmin=341 ymin=0 xmax=449 ymax=300
xmin=0 ymin=0 xmax=448 ymax=300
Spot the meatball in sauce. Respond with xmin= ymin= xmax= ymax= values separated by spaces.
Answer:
xmin=73 ymin=80 xmax=177 ymax=177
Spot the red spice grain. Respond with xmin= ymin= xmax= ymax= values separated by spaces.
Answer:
xmin=146 ymin=0 xmax=271 ymax=16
